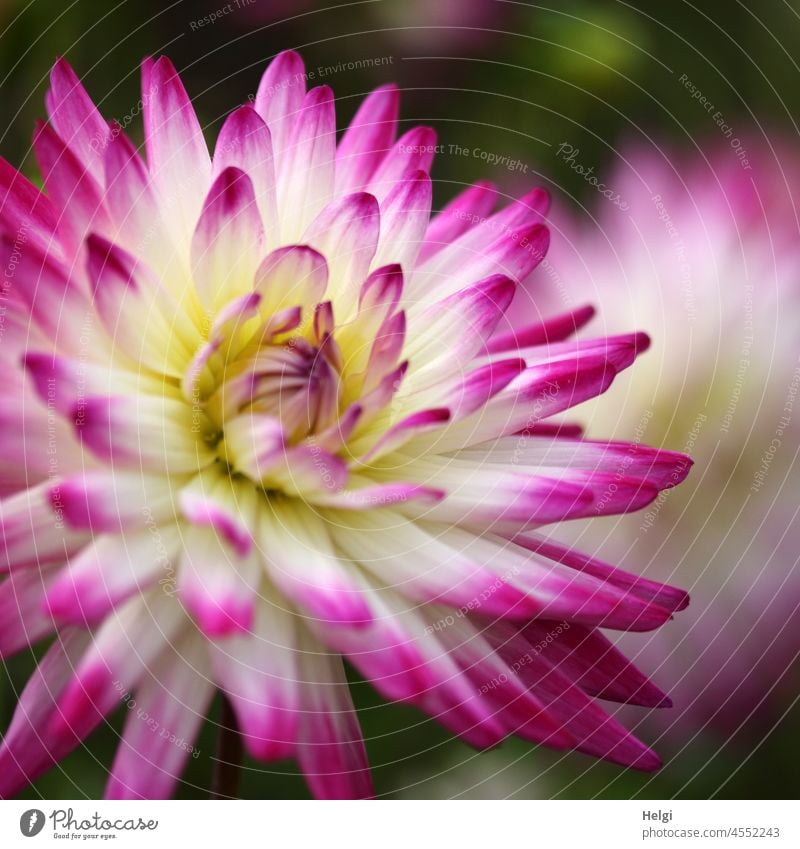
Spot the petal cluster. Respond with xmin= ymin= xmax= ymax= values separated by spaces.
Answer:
xmin=0 ymin=53 xmax=691 ymax=798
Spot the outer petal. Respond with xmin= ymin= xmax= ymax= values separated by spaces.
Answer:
xmin=419 ymin=180 xmax=497 ymax=263
xmin=296 ymin=628 xmax=373 ymax=799
xmin=0 ymin=629 xmax=92 ymax=797
xmin=0 ymin=568 xmax=61 ymax=657
xmin=49 ymin=591 xmax=187 ymax=744
xmin=46 ymin=58 xmax=109 ymax=180
xmin=209 ymin=587 xmax=300 ymax=761
xmin=257 ymin=500 xmax=371 ymax=626
xmin=74 ymin=394 xmax=216 ymax=474
xmin=0 ymin=156 xmax=60 ymax=255
xmin=521 ymin=621 xmax=672 ymax=707
xmin=87 ymin=233 xmax=201 ymax=376
xmin=400 ymin=274 xmax=517 ymax=394
xmin=254 ymin=50 xmax=306 ymax=159
xmin=373 ymin=170 xmax=432 ymax=274
xmin=213 ymin=106 xmax=278 ymax=246
xmin=103 ymin=129 xmax=181 ymax=278
xmin=276 ymin=86 xmax=336 ymax=241
xmin=54 ymin=470 xmax=179 ymax=533
xmin=410 ymin=221 xmax=549 ymax=303
xmin=178 ymin=527 xmax=260 ymax=637
xmin=418 ymin=186 xmax=550 ymax=285
xmin=1 ymin=483 xmax=89 ymax=573
xmin=191 ymin=167 xmax=264 ymax=308
xmin=366 ymin=126 xmax=436 ymax=203
xmin=142 ymin=56 xmax=212 ymax=243
xmin=33 ymin=120 xmax=110 ymax=250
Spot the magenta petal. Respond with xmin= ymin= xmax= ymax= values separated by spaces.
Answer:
xmin=0 ymin=483 xmax=89 ymax=574
xmin=513 ymin=533 xmax=690 ymax=613
xmin=44 ymin=531 xmax=176 ymax=625
xmin=54 ymin=471 xmax=175 ymax=532
xmin=0 ymin=568 xmax=60 ymax=657
xmin=179 ymin=491 xmax=253 ymax=558
xmin=445 ymin=357 xmax=527 ymax=419
xmin=335 ymin=83 xmax=400 ymax=194
xmin=49 ymin=593 xmax=185 ymax=744
xmin=359 ymin=263 xmax=404 ymax=316
xmin=259 ymin=505 xmax=372 ymax=627
xmin=105 ymin=637 xmax=213 ymax=799
xmin=367 ymin=126 xmax=437 ymax=202
xmin=489 ymin=625 xmax=662 ymax=770
xmin=302 ymin=192 xmax=380 ymax=308
xmin=359 ymin=407 xmax=451 ymax=462
xmin=103 ymin=128 xmax=174 ymax=270
xmin=522 ymin=621 xmax=672 ymax=708
xmin=213 ymin=106 xmax=278 ymax=244
xmin=1 ymin=234 xmax=87 ymax=345
xmin=420 ymin=179 xmax=498 ymax=262
xmin=277 ymin=85 xmax=336 ymax=240
xmin=296 ymin=646 xmax=374 ymax=799
xmin=191 ymin=166 xmax=264 ymax=307
xmin=0 ymin=629 xmax=92 ymax=797
xmin=142 ymin=56 xmax=211 ymax=238
xmin=74 ymin=395 xmax=215 ymax=473
xmin=208 ymin=598 xmax=300 ymax=762
xmin=374 ymin=170 xmax=432 ymax=272
xmin=254 ymin=50 xmax=306 ymax=157
xmin=33 ymin=120 xmax=109 ymax=250
xmin=255 ymin=244 xmax=329 ymax=313
xmin=0 ymin=156 xmax=60 ymax=256
xmin=487 ymin=304 xmax=597 ymax=353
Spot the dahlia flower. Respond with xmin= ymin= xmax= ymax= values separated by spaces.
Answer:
xmin=541 ymin=141 xmax=800 ymax=740
xmin=0 ymin=51 xmax=691 ymax=799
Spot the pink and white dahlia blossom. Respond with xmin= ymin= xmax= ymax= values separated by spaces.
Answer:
xmin=0 ymin=52 xmax=691 ymax=799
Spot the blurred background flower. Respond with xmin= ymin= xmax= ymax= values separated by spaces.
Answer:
xmin=539 ymin=138 xmax=800 ymax=756
xmin=1 ymin=0 xmax=800 ymax=800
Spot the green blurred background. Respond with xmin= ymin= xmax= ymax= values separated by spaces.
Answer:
xmin=2 ymin=0 xmax=799 ymax=799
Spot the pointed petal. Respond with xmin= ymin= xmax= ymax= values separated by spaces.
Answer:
xmin=419 ymin=180 xmax=497 ymax=263
xmin=296 ymin=630 xmax=373 ymax=799
xmin=44 ymin=528 xmax=180 ymax=625
xmin=373 ymin=170 xmax=432 ymax=273
xmin=335 ymin=83 xmax=399 ymax=195
xmin=142 ymin=56 xmax=212 ymax=242
xmin=257 ymin=501 xmax=371 ymax=626
xmin=191 ymin=166 xmax=264 ymax=308
xmin=105 ymin=634 xmax=214 ymax=799
xmin=254 ymin=50 xmax=306 ymax=159
xmin=254 ymin=244 xmax=328 ymax=318
xmin=302 ymin=192 xmax=380 ymax=311
xmin=87 ymin=233 xmax=201 ymax=375
xmin=46 ymin=58 xmax=109 ymax=180
xmin=276 ymin=86 xmax=336 ymax=241
xmin=0 ymin=629 xmax=92 ymax=797
xmin=213 ymin=106 xmax=278 ymax=246
xmin=209 ymin=588 xmax=300 ymax=761
xmin=367 ymin=126 xmax=436 ymax=203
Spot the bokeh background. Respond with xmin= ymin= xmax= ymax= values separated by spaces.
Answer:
xmin=2 ymin=0 xmax=799 ymax=799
